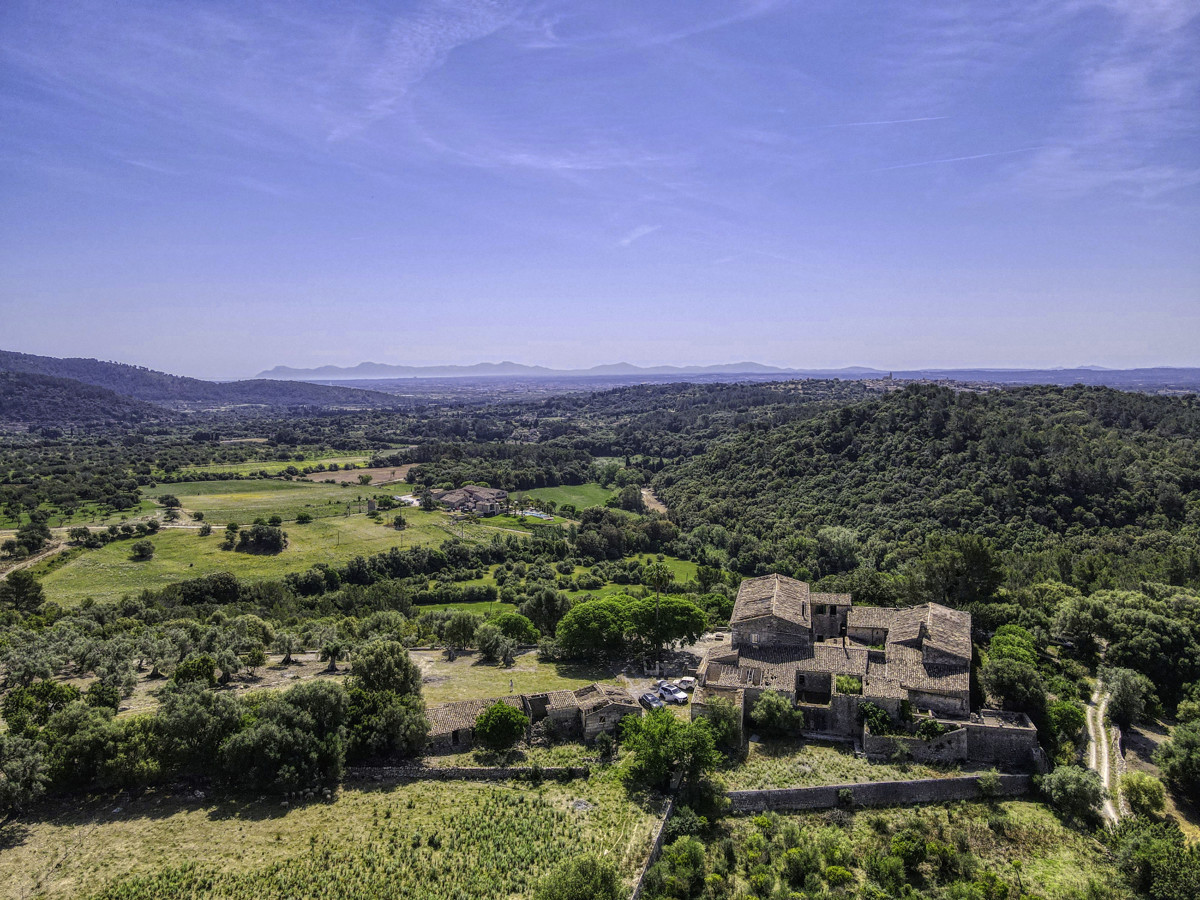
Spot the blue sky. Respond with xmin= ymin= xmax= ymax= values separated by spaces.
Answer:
xmin=1 ymin=0 xmax=1197 ymax=379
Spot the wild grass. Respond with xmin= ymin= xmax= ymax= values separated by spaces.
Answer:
xmin=411 ymin=649 xmax=623 ymax=705
xmin=4 ymin=775 xmax=657 ymax=900
xmin=721 ymin=739 xmax=965 ymax=790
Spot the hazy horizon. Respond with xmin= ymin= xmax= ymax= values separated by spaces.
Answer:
xmin=3 ymin=1 xmax=1198 ymax=380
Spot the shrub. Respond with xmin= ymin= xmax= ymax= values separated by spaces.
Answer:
xmin=130 ymin=539 xmax=154 ymax=561
xmin=1120 ymin=771 xmax=1166 ymax=817
xmin=296 ymin=512 xmax=313 ymax=524
xmin=236 ymin=524 xmax=287 ymax=554
xmin=859 ymin=702 xmax=896 ymax=735
xmin=915 ymin=718 xmax=950 ymax=741
xmin=1041 ymin=765 xmax=1104 ymax=823
xmin=1104 ymin=667 xmax=1157 ymax=729
xmin=474 ymin=701 xmax=527 ymax=752
xmin=749 ymin=690 xmax=804 ymax=737
xmin=835 ymin=675 xmax=863 ymax=695
xmin=173 ymin=654 xmax=218 ymax=687
xmin=85 ymin=681 xmax=122 ymax=712
xmin=824 ymin=865 xmax=854 ymax=886
xmin=663 ymin=805 xmax=708 ymax=842
xmin=535 ymin=854 xmax=623 ymax=900
xmin=977 ymin=769 xmax=1002 ymax=799
xmin=1154 ymin=719 xmax=1200 ymax=799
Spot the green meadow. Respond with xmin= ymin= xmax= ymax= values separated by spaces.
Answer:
xmin=143 ymin=478 xmax=402 ymax=523
xmin=511 ymin=482 xmax=615 ymax=510
xmin=174 ymin=453 xmax=372 ymax=477
xmin=35 ymin=510 xmax=452 ymax=606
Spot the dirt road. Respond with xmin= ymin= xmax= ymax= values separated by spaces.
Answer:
xmin=1086 ymin=684 xmax=1120 ymax=824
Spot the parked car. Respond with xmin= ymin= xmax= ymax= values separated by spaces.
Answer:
xmin=677 ymin=676 xmax=697 ymax=692
xmin=656 ymin=681 xmax=688 ymax=704
xmin=639 ymin=692 xmax=665 ymax=710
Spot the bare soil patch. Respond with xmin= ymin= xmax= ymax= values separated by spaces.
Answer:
xmin=305 ymin=464 xmax=414 ymax=485
xmin=641 ymin=487 xmax=667 ymax=513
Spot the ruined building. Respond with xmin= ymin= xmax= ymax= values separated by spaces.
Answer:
xmin=693 ymin=574 xmax=1042 ymax=768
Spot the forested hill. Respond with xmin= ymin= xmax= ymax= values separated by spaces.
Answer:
xmin=0 ymin=350 xmax=403 ymax=411
xmin=0 ymin=372 xmax=172 ymax=427
xmin=655 ymin=383 xmax=1200 ymax=586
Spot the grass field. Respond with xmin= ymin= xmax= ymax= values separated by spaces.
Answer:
xmin=143 ymin=479 xmax=404 ymax=523
xmin=511 ymin=483 xmax=615 ymax=510
xmin=174 ymin=453 xmax=372 ymax=477
xmin=721 ymin=739 xmax=970 ymax=790
xmin=412 ymin=649 xmax=624 ymax=704
xmin=3 ymin=773 xmax=660 ymax=900
xmin=35 ymin=511 xmax=452 ymax=606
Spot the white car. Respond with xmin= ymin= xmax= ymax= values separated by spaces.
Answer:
xmin=677 ymin=677 xmax=696 ymax=692
xmin=656 ymin=680 xmax=688 ymax=704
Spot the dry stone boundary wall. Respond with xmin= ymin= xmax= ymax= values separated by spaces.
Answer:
xmin=628 ymin=799 xmax=675 ymax=900
xmin=728 ymin=773 xmax=1032 ymax=812
xmin=346 ymin=764 xmax=589 ymax=782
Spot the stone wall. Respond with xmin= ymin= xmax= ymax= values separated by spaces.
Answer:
xmin=733 ymin=615 xmax=812 ymax=652
xmin=963 ymin=715 xmax=1040 ymax=766
xmin=863 ymin=723 xmax=968 ymax=763
xmin=628 ymin=799 xmax=675 ymax=900
xmin=727 ymin=773 xmax=1032 ymax=813
xmin=346 ymin=764 xmax=590 ymax=783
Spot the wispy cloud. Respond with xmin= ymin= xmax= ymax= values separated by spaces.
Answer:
xmin=828 ymin=116 xmax=948 ymax=128
xmin=877 ymin=147 xmax=1044 ymax=171
xmin=617 ymin=224 xmax=661 ymax=247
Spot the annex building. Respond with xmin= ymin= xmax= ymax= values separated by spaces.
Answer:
xmin=693 ymin=574 xmax=1042 ymax=768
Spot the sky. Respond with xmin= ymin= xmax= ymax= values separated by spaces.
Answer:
xmin=1 ymin=0 xmax=1198 ymax=379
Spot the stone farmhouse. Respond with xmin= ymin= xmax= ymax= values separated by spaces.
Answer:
xmin=426 ymin=682 xmax=641 ymax=754
xmin=431 ymin=485 xmax=509 ymax=516
xmin=693 ymin=574 xmax=1041 ymax=768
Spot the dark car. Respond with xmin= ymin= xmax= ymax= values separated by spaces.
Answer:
xmin=639 ymin=692 xmax=665 ymax=710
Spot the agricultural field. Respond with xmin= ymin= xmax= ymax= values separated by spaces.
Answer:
xmin=304 ymin=464 xmax=413 ymax=484
xmin=174 ymin=453 xmax=372 ymax=477
xmin=721 ymin=739 xmax=971 ymax=790
xmin=511 ymin=482 xmax=615 ymax=510
xmin=142 ymin=479 xmax=403 ymax=523
xmin=693 ymin=801 xmax=1128 ymax=899
xmin=2 ymin=772 xmax=661 ymax=900
xmin=34 ymin=511 xmax=452 ymax=606
xmin=412 ymin=648 xmax=625 ymax=704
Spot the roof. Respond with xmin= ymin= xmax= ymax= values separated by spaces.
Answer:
xmin=702 ymin=647 xmax=810 ymax=692
xmin=811 ymin=592 xmax=853 ymax=607
xmin=730 ymin=574 xmax=811 ymax=627
xmin=427 ymin=696 xmax=525 ymax=735
xmin=573 ymin=683 xmax=638 ymax=713
xmin=433 ymin=485 xmax=509 ymax=505
xmin=542 ymin=689 xmax=579 ymax=711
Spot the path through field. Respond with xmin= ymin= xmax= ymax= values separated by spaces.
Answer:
xmin=1086 ymin=684 xmax=1120 ymax=824
xmin=0 ymin=540 xmax=66 ymax=580
xmin=641 ymin=487 xmax=667 ymax=513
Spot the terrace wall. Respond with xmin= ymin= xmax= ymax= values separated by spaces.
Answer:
xmin=727 ymin=773 xmax=1032 ymax=813
xmin=346 ymin=765 xmax=589 ymax=782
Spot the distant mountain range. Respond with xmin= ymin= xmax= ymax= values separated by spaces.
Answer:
xmin=257 ymin=360 xmax=1200 ymax=391
xmin=0 ymin=350 xmax=404 ymax=424
xmin=257 ymin=361 xmax=879 ymax=379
